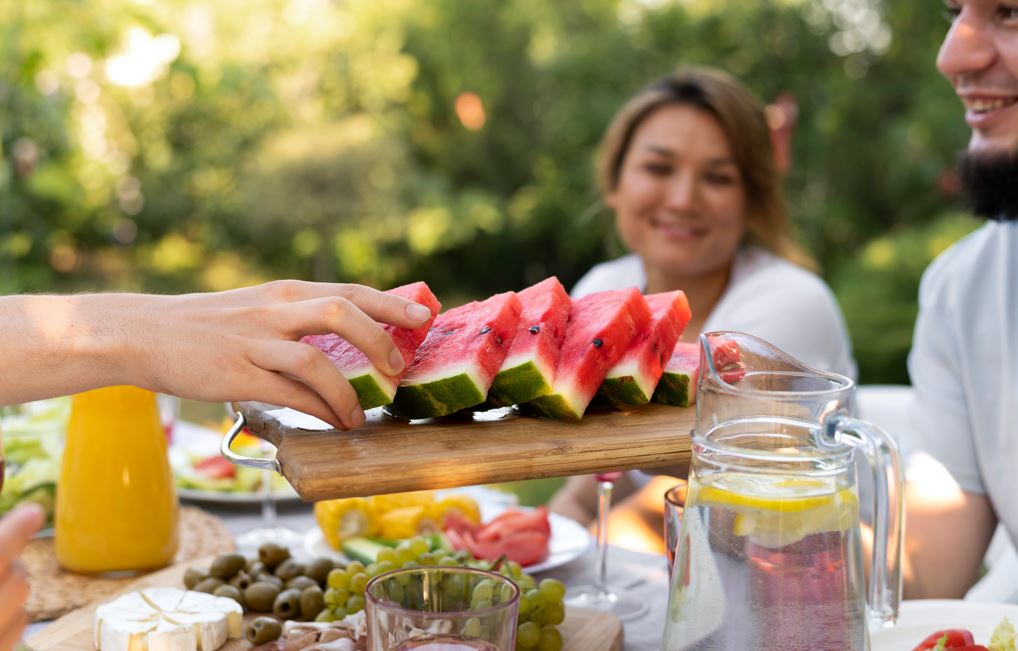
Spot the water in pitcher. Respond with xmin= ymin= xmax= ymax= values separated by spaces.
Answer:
xmin=391 ymin=634 xmax=500 ymax=651
xmin=670 ymin=470 xmax=867 ymax=650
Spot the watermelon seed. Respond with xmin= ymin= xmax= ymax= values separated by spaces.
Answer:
xmin=529 ymin=325 xmax=541 ymax=334
xmin=592 ymin=338 xmax=603 ymax=348
xmin=495 ymin=335 xmax=503 ymax=346
xmin=480 ymin=326 xmax=492 ymax=334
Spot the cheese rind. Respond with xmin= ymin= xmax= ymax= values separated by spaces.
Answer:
xmin=95 ymin=588 xmax=242 ymax=651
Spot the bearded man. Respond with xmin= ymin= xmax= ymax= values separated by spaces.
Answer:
xmin=901 ymin=0 xmax=1018 ymax=598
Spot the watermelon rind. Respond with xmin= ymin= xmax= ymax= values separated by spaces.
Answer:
xmin=347 ymin=368 xmax=399 ymax=410
xmin=651 ymin=343 xmax=699 ymax=407
xmin=389 ymin=365 xmax=488 ymax=419
xmin=525 ymin=378 xmax=588 ymax=421
xmin=486 ymin=353 xmax=555 ymax=407
xmin=598 ymin=359 xmax=656 ymax=406
xmin=650 ymin=370 xmax=694 ymax=407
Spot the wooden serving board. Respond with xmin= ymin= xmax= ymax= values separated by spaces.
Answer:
xmin=238 ymin=401 xmax=693 ymax=502
xmin=28 ymin=556 xmax=624 ymax=651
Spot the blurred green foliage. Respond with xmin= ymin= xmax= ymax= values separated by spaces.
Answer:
xmin=0 ymin=0 xmax=978 ymax=383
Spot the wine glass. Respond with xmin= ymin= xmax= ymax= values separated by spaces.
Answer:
xmin=563 ymin=471 xmax=648 ymax=621
xmin=224 ymin=404 xmax=303 ymax=555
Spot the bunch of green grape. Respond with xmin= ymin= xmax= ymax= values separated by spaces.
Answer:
xmin=318 ymin=536 xmax=565 ymax=651
xmin=488 ymin=558 xmax=565 ymax=651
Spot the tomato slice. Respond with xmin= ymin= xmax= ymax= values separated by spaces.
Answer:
xmin=194 ymin=454 xmax=236 ymax=479
xmin=475 ymin=507 xmax=551 ymax=542
xmin=910 ymin=629 xmax=976 ymax=650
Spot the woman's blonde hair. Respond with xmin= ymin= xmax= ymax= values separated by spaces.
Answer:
xmin=596 ymin=65 xmax=816 ymax=271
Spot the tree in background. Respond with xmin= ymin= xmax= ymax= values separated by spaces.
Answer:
xmin=0 ymin=0 xmax=978 ymax=383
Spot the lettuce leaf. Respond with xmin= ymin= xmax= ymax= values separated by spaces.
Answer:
xmin=989 ymin=617 xmax=1017 ymax=651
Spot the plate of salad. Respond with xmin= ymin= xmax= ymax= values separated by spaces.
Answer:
xmin=304 ymin=486 xmax=592 ymax=574
xmin=0 ymin=398 xmax=69 ymax=533
xmin=870 ymin=600 xmax=1018 ymax=650
xmin=169 ymin=420 xmax=299 ymax=503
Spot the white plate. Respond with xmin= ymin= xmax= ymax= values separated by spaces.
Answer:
xmin=169 ymin=421 xmax=301 ymax=504
xmin=870 ymin=599 xmax=1018 ymax=650
xmin=304 ymin=498 xmax=592 ymax=574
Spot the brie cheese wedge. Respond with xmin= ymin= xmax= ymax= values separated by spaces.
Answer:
xmin=94 ymin=587 xmax=243 ymax=651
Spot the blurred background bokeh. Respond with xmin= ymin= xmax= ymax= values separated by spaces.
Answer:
xmin=1 ymin=0 xmax=981 ymax=385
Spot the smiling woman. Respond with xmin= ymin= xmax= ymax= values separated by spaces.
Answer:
xmin=550 ymin=66 xmax=856 ymax=548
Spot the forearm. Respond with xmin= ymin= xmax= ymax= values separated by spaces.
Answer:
xmin=0 ymin=294 xmax=152 ymax=405
xmin=901 ymin=485 xmax=996 ymax=599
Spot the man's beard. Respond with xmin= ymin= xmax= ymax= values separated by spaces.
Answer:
xmin=957 ymin=149 xmax=1018 ymax=221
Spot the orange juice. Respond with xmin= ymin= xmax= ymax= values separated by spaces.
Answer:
xmin=55 ymin=386 xmax=178 ymax=573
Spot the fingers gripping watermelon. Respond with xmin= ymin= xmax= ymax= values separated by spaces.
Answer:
xmin=526 ymin=288 xmax=652 ymax=420
xmin=487 ymin=277 xmax=571 ymax=407
xmin=389 ymin=291 xmax=523 ymax=418
xmin=303 ymin=282 xmax=441 ymax=409
xmin=597 ymin=290 xmax=691 ymax=406
xmin=651 ymin=341 xmax=701 ymax=407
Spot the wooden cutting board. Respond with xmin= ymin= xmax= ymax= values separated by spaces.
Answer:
xmin=27 ymin=556 xmax=624 ymax=651
xmin=236 ymin=401 xmax=693 ymax=502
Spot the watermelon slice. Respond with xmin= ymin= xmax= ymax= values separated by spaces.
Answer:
xmin=389 ymin=291 xmax=523 ymax=419
xmin=486 ymin=277 xmax=572 ymax=407
xmin=526 ymin=288 xmax=652 ymax=420
xmin=651 ymin=341 xmax=700 ymax=407
xmin=303 ymin=282 xmax=441 ymax=409
xmin=597 ymin=290 xmax=692 ymax=406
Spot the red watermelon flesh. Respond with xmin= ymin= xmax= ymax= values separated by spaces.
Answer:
xmin=487 ymin=277 xmax=572 ymax=407
xmin=526 ymin=288 xmax=652 ymax=420
xmin=598 ymin=290 xmax=692 ymax=406
xmin=651 ymin=341 xmax=701 ymax=407
xmin=389 ymin=291 xmax=523 ymax=418
xmin=303 ymin=282 xmax=440 ymax=409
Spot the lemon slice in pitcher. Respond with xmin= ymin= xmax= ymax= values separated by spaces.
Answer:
xmin=690 ymin=472 xmax=859 ymax=548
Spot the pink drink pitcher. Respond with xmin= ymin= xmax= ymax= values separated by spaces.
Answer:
xmin=661 ymin=332 xmax=904 ymax=651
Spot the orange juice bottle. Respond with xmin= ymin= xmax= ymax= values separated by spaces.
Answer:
xmin=55 ymin=386 xmax=178 ymax=573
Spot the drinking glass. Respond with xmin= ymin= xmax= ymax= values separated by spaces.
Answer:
xmin=663 ymin=482 xmax=687 ymax=575
xmin=366 ymin=566 xmax=520 ymax=651
xmin=563 ymin=471 xmax=648 ymax=621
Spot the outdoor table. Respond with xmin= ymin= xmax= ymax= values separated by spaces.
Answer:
xmin=25 ymin=500 xmax=672 ymax=650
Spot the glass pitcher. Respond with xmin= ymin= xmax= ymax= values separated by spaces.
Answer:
xmin=661 ymin=332 xmax=903 ymax=651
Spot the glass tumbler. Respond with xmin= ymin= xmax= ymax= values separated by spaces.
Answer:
xmin=366 ymin=566 xmax=520 ymax=651
xmin=663 ymin=481 xmax=687 ymax=575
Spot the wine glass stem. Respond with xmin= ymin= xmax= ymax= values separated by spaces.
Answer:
xmin=595 ymin=478 xmax=614 ymax=593
xmin=261 ymin=468 xmax=276 ymax=526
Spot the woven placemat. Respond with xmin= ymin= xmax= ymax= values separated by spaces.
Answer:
xmin=24 ymin=506 xmax=236 ymax=621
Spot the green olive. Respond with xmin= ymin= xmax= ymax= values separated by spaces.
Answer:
xmin=213 ymin=584 xmax=244 ymax=608
xmin=245 ymin=616 xmax=283 ymax=645
xmin=246 ymin=560 xmax=267 ymax=576
xmin=258 ymin=543 xmax=291 ymax=571
xmin=272 ymin=588 xmax=302 ymax=619
xmin=286 ymin=575 xmax=317 ymax=591
xmin=193 ymin=577 xmax=224 ymax=594
xmin=183 ymin=567 xmax=207 ymax=590
xmin=304 ymin=557 xmax=334 ymax=586
xmin=229 ymin=570 xmax=254 ymax=591
xmin=255 ymin=573 xmax=284 ymax=588
xmin=274 ymin=559 xmax=305 ymax=581
xmin=300 ymin=585 xmax=325 ymax=621
xmin=209 ymin=553 xmax=246 ymax=579
xmin=244 ymin=582 xmax=282 ymax=612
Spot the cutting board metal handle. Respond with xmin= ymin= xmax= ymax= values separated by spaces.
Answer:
xmin=221 ymin=412 xmax=281 ymax=473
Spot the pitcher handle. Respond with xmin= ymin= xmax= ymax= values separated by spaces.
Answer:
xmin=823 ymin=414 xmax=904 ymax=629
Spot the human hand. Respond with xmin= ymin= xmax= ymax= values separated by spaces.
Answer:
xmin=108 ymin=281 xmax=433 ymax=430
xmin=0 ymin=504 xmax=43 ymax=651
